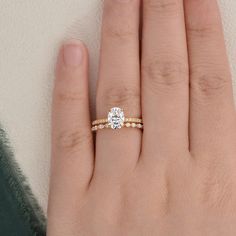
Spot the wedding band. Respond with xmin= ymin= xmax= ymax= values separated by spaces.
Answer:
xmin=91 ymin=107 xmax=143 ymax=132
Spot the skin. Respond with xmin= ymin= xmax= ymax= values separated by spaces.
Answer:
xmin=47 ymin=0 xmax=236 ymax=235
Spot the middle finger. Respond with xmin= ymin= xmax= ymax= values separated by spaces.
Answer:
xmin=142 ymin=0 xmax=189 ymax=160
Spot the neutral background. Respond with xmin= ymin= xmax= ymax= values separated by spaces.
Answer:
xmin=0 ymin=0 xmax=236 ymax=214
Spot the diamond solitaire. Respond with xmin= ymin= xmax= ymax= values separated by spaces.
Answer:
xmin=108 ymin=107 xmax=125 ymax=129
xmin=91 ymin=108 xmax=143 ymax=132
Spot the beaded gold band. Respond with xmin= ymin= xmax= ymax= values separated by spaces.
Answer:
xmin=91 ymin=107 xmax=143 ymax=132
xmin=92 ymin=122 xmax=143 ymax=132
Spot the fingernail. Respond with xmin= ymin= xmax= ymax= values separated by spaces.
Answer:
xmin=63 ymin=41 xmax=83 ymax=67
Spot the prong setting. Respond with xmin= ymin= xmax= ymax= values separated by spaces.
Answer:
xmin=91 ymin=108 xmax=143 ymax=132
xmin=108 ymin=107 xmax=125 ymax=130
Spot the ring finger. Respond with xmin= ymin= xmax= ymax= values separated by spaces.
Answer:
xmin=95 ymin=0 xmax=141 ymax=180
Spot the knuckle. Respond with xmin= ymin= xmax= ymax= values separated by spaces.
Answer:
xmin=103 ymin=0 xmax=138 ymax=42
xmin=142 ymin=54 xmax=188 ymax=92
xmin=103 ymin=24 xmax=136 ymax=42
xmin=54 ymin=88 xmax=86 ymax=104
xmin=187 ymin=25 xmax=217 ymax=39
xmin=98 ymin=85 xmax=140 ymax=113
xmin=190 ymin=65 xmax=230 ymax=99
xmin=197 ymin=75 xmax=228 ymax=95
xmin=144 ymin=0 xmax=179 ymax=16
xmin=56 ymin=129 xmax=92 ymax=155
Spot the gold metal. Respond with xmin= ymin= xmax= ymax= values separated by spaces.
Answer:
xmin=92 ymin=118 xmax=142 ymax=126
xmin=91 ymin=122 xmax=143 ymax=132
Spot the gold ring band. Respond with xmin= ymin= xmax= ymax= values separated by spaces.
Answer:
xmin=92 ymin=118 xmax=142 ymax=126
xmin=92 ymin=122 xmax=143 ymax=132
xmin=91 ymin=107 xmax=143 ymax=132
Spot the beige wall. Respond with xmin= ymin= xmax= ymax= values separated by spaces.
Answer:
xmin=0 ymin=0 xmax=236 ymax=213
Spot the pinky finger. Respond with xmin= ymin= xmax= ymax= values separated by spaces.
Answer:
xmin=47 ymin=40 xmax=94 ymax=235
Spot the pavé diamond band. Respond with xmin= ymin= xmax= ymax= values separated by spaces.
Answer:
xmin=91 ymin=107 xmax=143 ymax=132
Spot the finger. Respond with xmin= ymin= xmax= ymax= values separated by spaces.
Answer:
xmin=47 ymin=40 xmax=94 ymax=235
xmin=184 ymin=0 xmax=236 ymax=157
xmin=141 ymin=0 xmax=189 ymax=159
xmin=95 ymin=0 xmax=141 ymax=179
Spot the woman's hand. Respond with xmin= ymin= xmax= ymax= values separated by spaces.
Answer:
xmin=47 ymin=0 xmax=236 ymax=235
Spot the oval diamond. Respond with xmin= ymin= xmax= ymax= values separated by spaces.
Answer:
xmin=108 ymin=107 xmax=125 ymax=130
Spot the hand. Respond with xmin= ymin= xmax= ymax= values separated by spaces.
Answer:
xmin=47 ymin=0 xmax=236 ymax=235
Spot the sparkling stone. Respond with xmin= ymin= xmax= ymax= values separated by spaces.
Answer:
xmin=137 ymin=124 xmax=142 ymax=128
xmin=99 ymin=124 xmax=105 ymax=129
xmin=126 ymin=123 xmax=131 ymax=127
xmin=108 ymin=107 xmax=125 ymax=129
xmin=131 ymin=123 xmax=136 ymax=128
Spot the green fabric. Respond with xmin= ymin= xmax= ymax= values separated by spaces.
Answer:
xmin=0 ymin=126 xmax=46 ymax=236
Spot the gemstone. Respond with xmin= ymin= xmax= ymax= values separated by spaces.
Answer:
xmin=131 ymin=123 xmax=136 ymax=128
xmin=108 ymin=107 xmax=125 ymax=129
xmin=99 ymin=124 xmax=105 ymax=129
xmin=126 ymin=123 xmax=131 ymax=127
xmin=137 ymin=124 xmax=142 ymax=128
